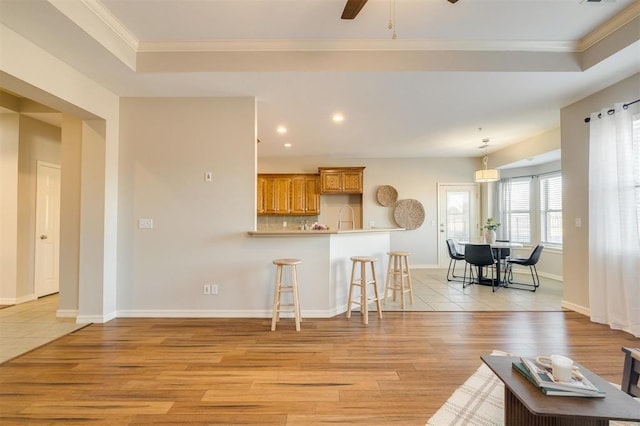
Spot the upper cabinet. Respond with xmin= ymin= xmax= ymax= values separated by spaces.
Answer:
xmin=318 ymin=167 xmax=365 ymax=194
xmin=263 ymin=176 xmax=291 ymax=215
xmin=291 ymin=175 xmax=320 ymax=215
xmin=257 ymin=174 xmax=320 ymax=216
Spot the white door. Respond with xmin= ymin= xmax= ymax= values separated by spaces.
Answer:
xmin=34 ymin=161 xmax=61 ymax=297
xmin=438 ymin=184 xmax=479 ymax=268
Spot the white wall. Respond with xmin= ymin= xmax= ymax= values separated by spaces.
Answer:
xmin=560 ymin=72 xmax=640 ymax=314
xmin=0 ymin=113 xmax=19 ymax=304
xmin=117 ymin=97 xmax=264 ymax=314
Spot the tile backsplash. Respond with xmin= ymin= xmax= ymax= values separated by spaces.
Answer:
xmin=257 ymin=215 xmax=320 ymax=231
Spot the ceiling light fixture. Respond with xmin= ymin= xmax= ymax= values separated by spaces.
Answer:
xmin=333 ymin=114 xmax=344 ymax=122
xmin=283 ymin=143 xmax=292 ymax=148
xmin=474 ymin=137 xmax=500 ymax=183
xmin=277 ymin=126 xmax=287 ymax=134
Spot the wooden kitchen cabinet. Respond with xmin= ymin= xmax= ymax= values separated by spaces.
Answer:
xmin=262 ymin=176 xmax=291 ymax=214
xmin=291 ymin=175 xmax=320 ymax=215
xmin=318 ymin=167 xmax=365 ymax=194
xmin=257 ymin=176 xmax=265 ymax=214
xmin=257 ymin=174 xmax=320 ymax=216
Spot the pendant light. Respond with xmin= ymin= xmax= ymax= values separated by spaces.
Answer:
xmin=475 ymin=138 xmax=500 ymax=182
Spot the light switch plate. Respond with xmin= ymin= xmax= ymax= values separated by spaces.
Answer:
xmin=138 ymin=218 xmax=154 ymax=229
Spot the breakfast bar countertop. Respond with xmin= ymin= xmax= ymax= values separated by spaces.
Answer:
xmin=248 ymin=228 xmax=405 ymax=237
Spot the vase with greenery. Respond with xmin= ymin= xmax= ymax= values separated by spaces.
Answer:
xmin=483 ymin=217 xmax=500 ymax=244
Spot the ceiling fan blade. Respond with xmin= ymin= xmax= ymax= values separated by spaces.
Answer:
xmin=341 ymin=0 xmax=368 ymax=19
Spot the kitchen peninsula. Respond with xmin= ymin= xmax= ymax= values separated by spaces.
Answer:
xmin=248 ymin=228 xmax=404 ymax=317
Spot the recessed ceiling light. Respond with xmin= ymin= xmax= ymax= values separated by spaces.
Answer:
xmin=284 ymin=143 xmax=292 ymax=148
xmin=277 ymin=126 xmax=287 ymax=134
xmin=332 ymin=114 xmax=344 ymax=122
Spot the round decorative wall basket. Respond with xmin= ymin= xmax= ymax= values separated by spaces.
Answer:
xmin=376 ymin=185 xmax=398 ymax=207
xmin=393 ymin=199 xmax=425 ymax=230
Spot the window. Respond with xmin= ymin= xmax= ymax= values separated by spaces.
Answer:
xmin=540 ymin=173 xmax=562 ymax=246
xmin=504 ymin=178 xmax=531 ymax=244
xmin=498 ymin=172 xmax=563 ymax=248
xmin=446 ymin=191 xmax=471 ymax=242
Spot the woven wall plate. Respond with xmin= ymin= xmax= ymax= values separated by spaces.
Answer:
xmin=376 ymin=185 xmax=398 ymax=206
xmin=393 ymin=199 xmax=425 ymax=230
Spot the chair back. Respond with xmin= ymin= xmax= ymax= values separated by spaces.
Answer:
xmin=527 ymin=244 xmax=545 ymax=265
xmin=464 ymin=244 xmax=495 ymax=267
xmin=495 ymin=239 xmax=511 ymax=259
xmin=446 ymin=239 xmax=464 ymax=260
xmin=621 ymin=347 xmax=640 ymax=397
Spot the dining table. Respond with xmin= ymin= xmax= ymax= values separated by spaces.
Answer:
xmin=459 ymin=241 xmax=524 ymax=288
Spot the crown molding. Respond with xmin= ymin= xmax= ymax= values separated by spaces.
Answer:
xmin=578 ymin=1 xmax=640 ymax=52
xmin=48 ymin=0 xmax=138 ymax=70
xmin=80 ymin=0 xmax=139 ymax=50
xmin=138 ymin=39 xmax=577 ymax=53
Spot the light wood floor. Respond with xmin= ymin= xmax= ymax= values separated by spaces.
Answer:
xmin=1 ymin=310 xmax=638 ymax=424
xmin=0 ymin=269 xmax=563 ymax=364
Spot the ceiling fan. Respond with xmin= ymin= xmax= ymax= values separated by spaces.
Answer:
xmin=342 ymin=0 xmax=459 ymax=20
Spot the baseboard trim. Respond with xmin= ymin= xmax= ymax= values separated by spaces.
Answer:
xmin=56 ymin=309 xmax=78 ymax=318
xmin=116 ymin=308 xmax=346 ymax=319
xmin=76 ymin=310 xmax=116 ymax=324
xmin=410 ymin=264 xmax=439 ymax=269
xmin=561 ymin=301 xmax=589 ymax=316
xmin=0 ymin=294 xmax=37 ymax=305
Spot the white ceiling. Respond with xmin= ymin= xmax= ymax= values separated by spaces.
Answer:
xmin=1 ymin=0 xmax=639 ymax=161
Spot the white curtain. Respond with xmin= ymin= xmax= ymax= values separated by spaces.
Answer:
xmin=497 ymin=178 xmax=512 ymax=241
xmin=588 ymin=103 xmax=640 ymax=337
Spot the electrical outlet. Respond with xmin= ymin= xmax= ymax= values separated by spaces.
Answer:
xmin=211 ymin=285 xmax=218 ymax=295
xmin=203 ymin=284 xmax=211 ymax=295
xmin=138 ymin=218 xmax=153 ymax=229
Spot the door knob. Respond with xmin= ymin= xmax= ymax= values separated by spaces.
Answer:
xmin=40 ymin=235 xmax=48 ymax=240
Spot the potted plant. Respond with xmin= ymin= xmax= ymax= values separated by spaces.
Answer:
xmin=483 ymin=217 xmax=500 ymax=244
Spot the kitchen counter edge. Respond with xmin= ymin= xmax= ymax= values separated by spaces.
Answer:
xmin=248 ymin=228 xmax=405 ymax=237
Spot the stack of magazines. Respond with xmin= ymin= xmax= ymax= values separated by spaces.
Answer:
xmin=512 ymin=357 xmax=606 ymax=397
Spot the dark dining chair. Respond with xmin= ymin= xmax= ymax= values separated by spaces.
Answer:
xmin=494 ymin=239 xmax=511 ymax=281
xmin=504 ymin=244 xmax=544 ymax=291
xmin=446 ymin=239 xmax=465 ymax=281
xmin=463 ymin=244 xmax=498 ymax=292
xmin=621 ymin=347 xmax=640 ymax=398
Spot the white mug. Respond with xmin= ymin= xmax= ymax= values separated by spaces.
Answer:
xmin=536 ymin=355 xmax=574 ymax=382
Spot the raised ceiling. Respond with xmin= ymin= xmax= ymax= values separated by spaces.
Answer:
xmin=1 ymin=0 xmax=639 ymax=159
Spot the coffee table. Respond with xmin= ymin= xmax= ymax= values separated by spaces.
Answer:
xmin=481 ymin=355 xmax=640 ymax=426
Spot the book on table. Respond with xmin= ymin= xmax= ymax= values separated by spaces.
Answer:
xmin=513 ymin=357 xmax=605 ymax=397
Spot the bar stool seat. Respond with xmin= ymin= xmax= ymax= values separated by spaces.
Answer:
xmin=271 ymin=258 xmax=302 ymax=331
xmin=383 ymin=251 xmax=413 ymax=308
xmin=346 ymin=256 xmax=382 ymax=324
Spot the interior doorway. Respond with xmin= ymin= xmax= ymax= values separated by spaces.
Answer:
xmin=34 ymin=161 xmax=61 ymax=298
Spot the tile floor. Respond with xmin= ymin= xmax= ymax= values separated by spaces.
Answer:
xmin=380 ymin=268 xmax=563 ymax=312
xmin=0 ymin=268 xmax=563 ymax=363
xmin=0 ymin=294 xmax=87 ymax=363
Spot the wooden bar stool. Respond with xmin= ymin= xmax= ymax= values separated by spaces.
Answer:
xmin=271 ymin=258 xmax=302 ymax=331
xmin=346 ymin=256 xmax=382 ymax=324
xmin=383 ymin=251 xmax=414 ymax=309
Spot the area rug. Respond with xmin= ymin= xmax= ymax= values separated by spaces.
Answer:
xmin=426 ymin=354 xmax=504 ymax=425
xmin=426 ymin=351 xmax=639 ymax=426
